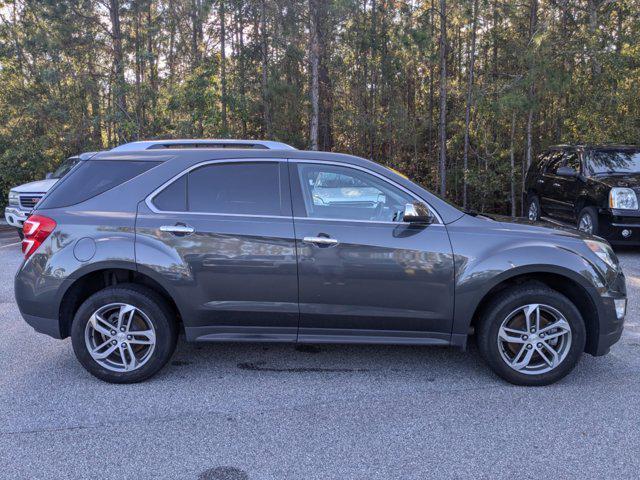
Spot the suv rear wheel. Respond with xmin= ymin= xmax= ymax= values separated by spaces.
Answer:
xmin=526 ymin=195 xmax=541 ymax=221
xmin=476 ymin=284 xmax=586 ymax=386
xmin=71 ymin=284 xmax=178 ymax=383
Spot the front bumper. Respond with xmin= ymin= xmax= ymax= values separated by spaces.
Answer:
xmin=4 ymin=206 xmax=29 ymax=229
xmin=591 ymin=269 xmax=626 ymax=356
xmin=598 ymin=208 xmax=640 ymax=245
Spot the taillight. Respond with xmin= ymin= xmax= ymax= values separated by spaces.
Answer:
xmin=22 ymin=215 xmax=56 ymax=259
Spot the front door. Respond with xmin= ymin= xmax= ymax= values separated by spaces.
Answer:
xmin=135 ymin=159 xmax=299 ymax=342
xmin=289 ymin=161 xmax=455 ymax=344
xmin=540 ymin=151 xmax=566 ymax=218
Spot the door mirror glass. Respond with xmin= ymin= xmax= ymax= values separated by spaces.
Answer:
xmin=45 ymin=172 xmax=53 ymax=179
xmin=402 ymin=202 xmax=433 ymax=224
xmin=556 ymin=166 xmax=578 ymax=177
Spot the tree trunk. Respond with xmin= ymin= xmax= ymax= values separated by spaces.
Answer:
xmin=260 ymin=0 xmax=271 ymax=137
xmin=587 ymin=0 xmax=601 ymax=76
xmin=191 ymin=0 xmax=202 ymax=71
xmin=168 ymin=0 xmax=176 ymax=90
xmin=525 ymin=0 xmax=538 ymax=171
xmin=309 ymin=0 xmax=320 ymax=150
xmin=220 ymin=0 xmax=228 ymax=135
xmin=510 ymin=111 xmax=516 ymax=217
xmin=438 ymin=0 xmax=447 ymax=197
xmin=237 ymin=2 xmax=247 ymax=137
xmin=462 ymin=0 xmax=478 ymax=209
xmin=108 ymin=0 xmax=127 ymax=142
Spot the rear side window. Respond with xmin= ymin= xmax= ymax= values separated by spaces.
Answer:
xmin=153 ymin=175 xmax=187 ymax=211
xmin=39 ymin=160 xmax=159 ymax=209
xmin=151 ymin=162 xmax=283 ymax=216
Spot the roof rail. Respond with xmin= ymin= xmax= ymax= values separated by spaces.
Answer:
xmin=110 ymin=139 xmax=296 ymax=152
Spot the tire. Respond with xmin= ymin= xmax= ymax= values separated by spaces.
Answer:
xmin=71 ymin=284 xmax=178 ymax=383
xmin=17 ymin=228 xmax=23 ymax=240
xmin=476 ymin=284 xmax=586 ymax=386
xmin=577 ymin=206 xmax=599 ymax=236
xmin=526 ymin=195 xmax=541 ymax=222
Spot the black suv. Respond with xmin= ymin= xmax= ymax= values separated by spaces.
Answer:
xmin=14 ymin=144 xmax=626 ymax=385
xmin=524 ymin=145 xmax=640 ymax=244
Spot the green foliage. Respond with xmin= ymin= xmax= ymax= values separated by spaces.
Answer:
xmin=0 ymin=0 xmax=639 ymax=214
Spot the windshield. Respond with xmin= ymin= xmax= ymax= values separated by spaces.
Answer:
xmin=52 ymin=157 xmax=80 ymax=179
xmin=588 ymin=149 xmax=640 ymax=175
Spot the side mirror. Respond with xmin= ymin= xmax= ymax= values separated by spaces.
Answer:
xmin=556 ymin=166 xmax=578 ymax=178
xmin=45 ymin=172 xmax=53 ymax=179
xmin=402 ymin=202 xmax=433 ymax=225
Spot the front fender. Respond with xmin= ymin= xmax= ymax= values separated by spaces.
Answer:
xmin=449 ymin=235 xmax=606 ymax=338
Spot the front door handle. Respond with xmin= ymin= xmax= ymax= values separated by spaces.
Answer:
xmin=160 ymin=224 xmax=195 ymax=235
xmin=552 ymin=182 xmax=561 ymax=188
xmin=303 ymin=236 xmax=339 ymax=246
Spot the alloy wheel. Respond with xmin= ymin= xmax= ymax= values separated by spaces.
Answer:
xmin=497 ymin=303 xmax=572 ymax=375
xmin=578 ymin=214 xmax=593 ymax=234
xmin=84 ymin=303 xmax=156 ymax=372
xmin=528 ymin=201 xmax=538 ymax=221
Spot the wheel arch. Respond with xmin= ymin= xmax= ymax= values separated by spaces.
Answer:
xmin=464 ymin=269 xmax=600 ymax=355
xmin=58 ymin=263 xmax=182 ymax=338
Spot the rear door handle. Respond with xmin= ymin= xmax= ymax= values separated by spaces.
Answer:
xmin=303 ymin=236 xmax=339 ymax=246
xmin=160 ymin=224 xmax=195 ymax=234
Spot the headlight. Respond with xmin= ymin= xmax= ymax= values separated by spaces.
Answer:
xmin=609 ymin=187 xmax=638 ymax=210
xmin=8 ymin=190 xmax=19 ymax=206
xmin=584 ymin=239 xmax=618 ymax=270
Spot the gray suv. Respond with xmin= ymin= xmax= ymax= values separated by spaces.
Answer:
xmin=14 ymin=146 xmax=627 ymax=385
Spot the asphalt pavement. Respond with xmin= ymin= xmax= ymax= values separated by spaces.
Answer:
xmin=1 ymin=240 xmax=639 ymax=479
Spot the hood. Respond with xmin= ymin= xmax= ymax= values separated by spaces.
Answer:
xmin=590 ymin=172 xmax=640 ymax=189
xmin=10 ymin=178 xmax=58 ymax=194
xmin=469 ymin=213 xmax=591 ymax=242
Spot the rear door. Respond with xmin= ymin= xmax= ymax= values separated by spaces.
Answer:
xmin=135 ymin=159 xmax=299 ymax=342
xmin=289 ymin=160 xmax=455 ymax=344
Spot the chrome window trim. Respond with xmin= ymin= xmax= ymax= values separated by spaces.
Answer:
xmin=145 ymin=158 xmax=288 ymax=217
xmin=146 ymin=157 xmax=443 ymax=224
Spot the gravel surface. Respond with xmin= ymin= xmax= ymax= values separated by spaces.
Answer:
xmin=1 ymin=243 xmax=639 ymax=480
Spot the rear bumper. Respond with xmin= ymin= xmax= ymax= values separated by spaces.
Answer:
xmin=4 ymin=207 xmax=29 ymax=229
xmin=21 ymin=313 xmax=63 ymax=339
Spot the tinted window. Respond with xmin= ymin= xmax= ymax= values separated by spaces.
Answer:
xmin=296 ymin=164 xmax=414 ymax=222
xmin=544 ymin=152 xmax=565 ymax=175
xmin=39 ymin=160 xmax=159 ymax=209
xmin=565 ymin=151 xmax=581 ymax=172
xmin=187 ymin=162 xmax=282 ymax=215
xmin=153 ymin=175 xmax=187 ymax=211
xmin=587 ymin=149 xmax=640 ymax=174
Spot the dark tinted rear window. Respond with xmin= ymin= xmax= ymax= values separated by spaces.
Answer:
xmin=39 ymin=160 xmax=159 ymax=209
xmin=188 ymin=162 xmax=281 ymax=215
xmin=153 ymin=175 xmax=187 ymax=211
xmin=151 ymin=162 xmax=282 ymax=215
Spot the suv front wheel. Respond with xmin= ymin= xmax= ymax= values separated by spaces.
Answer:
xmin=476 ymin=284 xmax=586 ymax=386
xmin=71 ymin=284 xmax=178 ymax=383
xmin=577 ymin=206 xmax=599 ymax=236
